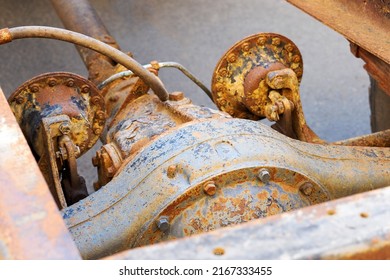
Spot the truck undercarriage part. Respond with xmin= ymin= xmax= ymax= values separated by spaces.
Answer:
xmin=0 ymin=0 xmax=389 ymax=260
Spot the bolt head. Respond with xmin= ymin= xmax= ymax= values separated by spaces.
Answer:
xmin=300 ymin=182 xmax=313 ymax=196
xmin=81 ymin=85 xmax=90 ymax=93
xmin=91 ymin=96 xmax=101 ymax=105
xmin=96 ymin=110 xmax=106 ymax=120
xmin=169 ymin=91 xmax=184 ymax=101
xmin=47 ymin=78 xmax=57 ymax=87
xmin=59 ymin=123 xmax=71 ymax=135
xmin=167 ymin=165 xmax=177 ymax=178
xmin=30 ymin=85 xmax=39 ymax=93
xmin=94 ymin=128 xmax=102 ymax=135
xmin=66 ymin=79 xmax=75 ymax=87
xmin=258 ymin=168 xmax=271 ymax=184
xmin=15 ymin=95 xmax=25 ymax=104
xmin=204 ymin=181 xmax=217 ymax=196
xmin=156 ymin=216 xmax=170 ymax=231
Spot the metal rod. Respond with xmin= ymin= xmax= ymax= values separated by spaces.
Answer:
xmin=1 ymin=26 xmax=169 ymax=101
xmin=98 ymin=61 xmax=213 ymax=100
xmin=332 ymin=129 xmax=390 ymax=147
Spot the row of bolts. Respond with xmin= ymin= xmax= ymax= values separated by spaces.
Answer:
xmin=156 ymin=168 xmax=314 ymax=231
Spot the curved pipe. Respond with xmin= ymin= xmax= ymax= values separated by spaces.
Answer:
xmin=0 ymin=26 xmax=169 ymax=101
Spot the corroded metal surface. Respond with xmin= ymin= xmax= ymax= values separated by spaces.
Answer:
xmin=287 ymin=0 xmax=390 ymax=65
xmin=62 ymin=118 xmax=390 ymax=259
xmin=351 ymin=43 xmax=390 ymax=97
xmin=106 ymin=185 xmax=390 ymax=260
xmin=0 ymin=87 xmax=80 ymax=259
xmin=135 ymin=166 xmax=328 ymax=247
xmin=211 ymin=33 xmax=303 ymax=119
xmin=333 ymin=129 xmax=390 ymax=147
xmin=8 ymin=72 xmax=106 ymax=157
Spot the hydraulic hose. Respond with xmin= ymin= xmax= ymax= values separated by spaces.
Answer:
xmin=0 ymin=26 xmax=169 ymax=101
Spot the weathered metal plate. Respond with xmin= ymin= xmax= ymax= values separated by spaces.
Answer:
xmin=0 ymin=87 xmax=80 ymax=259
xmin=287 ymin=0 xmax=390 ymax=64
xmin=106 ymin=185 xmax=390 ymax=260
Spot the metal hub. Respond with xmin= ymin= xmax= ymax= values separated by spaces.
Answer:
xmin=8 ymin=72 xmax=106 ymax=156
xmin=211 ymin=33 xmax=303 ymax=119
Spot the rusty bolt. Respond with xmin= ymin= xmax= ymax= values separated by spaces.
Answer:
xmin=15 ymin=95 xmax=25 ymax=104
xmin=96 ymin=110 xmax=106 ymax=120
xmin=258 ymin=168 xmax=271 ymax=184
xmin=293 ymin=55 xmax=301 ymax=63
xmin=91 ymin=96 xmax=101 ymax=105
xmin=30 ymin=84 xmax=39 ymax=93
xmin=284 ymin=43 xmax=294 ymax=53
xmin=203 ymin=181 xmax=217 ymax=196
xmin=167 ymin=165 xmax=177 ymax=178
xmin=242 ymin=42 xmax=251 ymax=52
xmin=59 ymin=123 xmax=71 ymax=135
xmin=47 ymin=78 xmax=57 ymax=87
xmin=81 ymin=85 xmax=90 ymax=93
xmin=156 ymin=216 xmax=170 ymax=232
xmin=300 ymin=182 xmax=313 ymax=196
xmin=219 ymin=68 xmax=228 ymax=77
xmin=272 ymin=37 xmax=281 ymax=46
xmin=94 ymin=127 xmax=102 ymax=135
xmin=66 ymin=79 xmax=75 ymax=87
xmin=257 ymin=36 xmax=267 ymax=46
xmin=227 ymin=53 xmax=237 ymax=63
xmin=169 ymin=91 xmax=184 ymax=101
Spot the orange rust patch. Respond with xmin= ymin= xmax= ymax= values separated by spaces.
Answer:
xmin=213 ymin=247 xmax=225 ymax=256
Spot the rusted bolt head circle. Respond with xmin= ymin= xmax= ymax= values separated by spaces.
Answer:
xmin=59 ymin=123 xmax=71 ymax=135
xmin=47 ymin=78 xmax=57 ymax=87
xmin=227 ymin=53 xmax=237 ymax=63
xmin=204 ymin=181 xmax=217 ymax=196
xmin=167 ymin=165 xmax=177 ymax=178
xmin=156 ymin=216 xmax=170 ymax=231
xmin=91 ymin=95 xmax=101 ymax=105
xmin=272 ymin=37 xmax=281 ymax=46
xmin=169 ymin=91 xmax=184 ymax=101
xmin=30 ymin=84 xmax=39 ymax=93
xmin=257 ymin=36 xmax=267 ymax=46
xmin=81 ymin=85 xmax=90 ymax=93
xmin=15 ymin=95 xmax=25 ymax=104
xmin=66 ymin=79 xmax=75 ymax=87
xmin=242 ymin=42 xmax=251 ymax=52
xmin=258 ymin=168 xmax=271 ymax=184
xmin=300 ymin=182 xmax=313 ymax=196
xmin=96 ymin=110 xmax=106 ymax=120
xmin=94 ymin=128 xmax=102 ymax=135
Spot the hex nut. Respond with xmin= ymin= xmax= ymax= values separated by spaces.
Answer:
xmin=258 ymin=168 xmax=271 ymax=184
xmin=156 ymin=216 xmax=170 ymax=232
xmin=203 ymin=181 xmax=217 ymax=196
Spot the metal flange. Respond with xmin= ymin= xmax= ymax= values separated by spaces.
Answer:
xmin=9 ymin=72 xmax=106 ymax=156
xmin=211 ymin=33 xmax=303 ymax=119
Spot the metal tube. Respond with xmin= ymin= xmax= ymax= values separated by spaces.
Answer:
xmin=1 ymin=26 xmax=169 ymax=101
